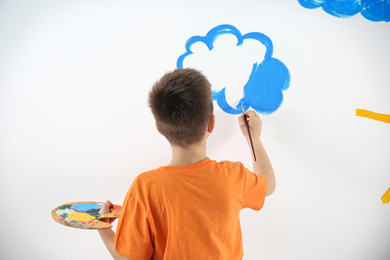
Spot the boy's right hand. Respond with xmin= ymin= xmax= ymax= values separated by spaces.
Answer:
xmin=238 ymin=109 xmax=262 ymax=140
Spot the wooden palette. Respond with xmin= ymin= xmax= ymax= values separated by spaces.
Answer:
xmin=52 ymin=201 xmax=121 ymax=229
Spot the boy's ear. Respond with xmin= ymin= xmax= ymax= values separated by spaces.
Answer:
xmin=207 ymin=114 xmax=215 ymax=133
xmin=155 ymin=122 xmax=163 ymax=135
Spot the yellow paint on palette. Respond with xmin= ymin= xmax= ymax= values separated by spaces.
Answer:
xmin=381 ymin=188 xmax=390 ymax=204
xmin=356 ymin=109 xmax=390 ymax=124
xmin=67 ymin=212 xmax=96 ymax=222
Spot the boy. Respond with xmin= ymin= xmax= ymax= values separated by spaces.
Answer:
xmin=98 ymin=68 xmax=276 ymax=259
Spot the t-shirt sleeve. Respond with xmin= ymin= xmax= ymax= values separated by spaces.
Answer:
xmin=114 ymin=180 xmax=154 ymax=260
xmin=241 ymin=164 xmax=267 ymax=210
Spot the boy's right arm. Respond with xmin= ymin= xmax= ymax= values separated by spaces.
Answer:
xmin=238 ymin=110 xmax=276 ymax=196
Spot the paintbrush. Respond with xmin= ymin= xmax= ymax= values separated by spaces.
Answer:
xmin=241 ymin=102 xmax=257 ymax=161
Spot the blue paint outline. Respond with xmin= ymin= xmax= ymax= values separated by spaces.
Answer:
xmin=177 ymin=24 xmax=290 ymax=115
xmin=298 ymin=0 xmax=390 ymax=22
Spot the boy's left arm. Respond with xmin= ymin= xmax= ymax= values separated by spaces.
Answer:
xmin=98 ymin=201 xmax=134 ymax=260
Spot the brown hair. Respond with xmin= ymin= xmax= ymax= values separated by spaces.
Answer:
xmin=148 ymin=68 xmax=214 ymax=147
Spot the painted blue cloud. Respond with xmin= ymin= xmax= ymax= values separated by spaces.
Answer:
xmin=177 ymin=24 xmax=290 ymax=115
xmin=298 ymin=0 xmax=390 ymax=22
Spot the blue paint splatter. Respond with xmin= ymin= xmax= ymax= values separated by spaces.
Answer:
xmin=177 ymin=24 xmax=290 ymax=115
xmin=298 ymin=0 xmax=390 ymax=22
xmin=71 ymin=203 xmax=101 ymax=212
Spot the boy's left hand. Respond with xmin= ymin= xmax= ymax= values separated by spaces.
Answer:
xmin=99 ymin=200 xmax=117 ymax=224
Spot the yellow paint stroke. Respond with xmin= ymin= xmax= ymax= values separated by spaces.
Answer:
xmin=67 ymin=212 xmax=96 ymax=222
xmin=356 ymin=109 xmax=390 ymax=124
xmin=381 ymin=188 xmax=390 ymax=204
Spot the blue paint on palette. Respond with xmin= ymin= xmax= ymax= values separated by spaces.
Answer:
xmin=177 ymin=24 xmax=290 ymax=115
xmin=71 ymin=202 xmax=101 ymax=212
xmin=298 ymin=0 xmax=390 ymax=22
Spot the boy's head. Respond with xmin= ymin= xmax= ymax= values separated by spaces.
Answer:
xmin=149 ymin=68 xmax=214 ymax=147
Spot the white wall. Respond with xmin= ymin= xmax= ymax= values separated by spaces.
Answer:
xmin=1 ymin=1 xmax=389 ymax=259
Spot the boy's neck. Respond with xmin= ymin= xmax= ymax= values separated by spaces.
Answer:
xmin=168 ymin=141 xmax=207 ymax=167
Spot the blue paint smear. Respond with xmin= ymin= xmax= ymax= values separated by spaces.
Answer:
xmin=71 ymin=203 xmax=101 ymax=212
xmin=298 ymin=0 xmax=390 ymax=22
xmin=177 ymin=24 xmax=290 ymax=115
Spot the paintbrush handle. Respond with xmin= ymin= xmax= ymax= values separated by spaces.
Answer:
xmin=244 ymin=114 xmax=257 ymax=162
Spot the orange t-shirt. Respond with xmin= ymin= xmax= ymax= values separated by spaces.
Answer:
xmin=114 ymin=158 xmax=267 ymax=260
